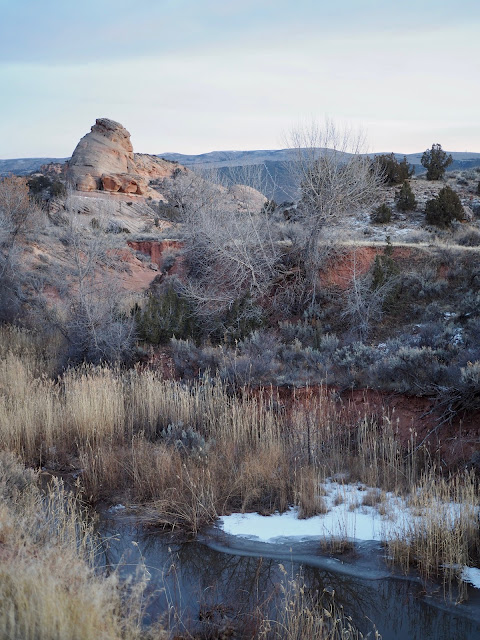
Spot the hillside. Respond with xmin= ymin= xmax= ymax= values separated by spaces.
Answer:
xmin=2 ymin=117 xmax=480 ymax=405
xmin=0 ymin=157 xmax=68 ymax=176
xmin=2 ymin=119 xmax=480 ymax=636
xmin=161 ymin=149 xmax=480 ymax=201
xmin=160 ymin=148 xmax=480 ymax=169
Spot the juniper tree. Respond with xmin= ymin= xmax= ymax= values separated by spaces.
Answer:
xmin=395 ymin=181 xmax=417 ymax=212
xmin=421 ymin=144 xmax=453 ymax=181
xmin=370 ymin=203 xmax=392 ymax=223
xmin=425 ymin=186 xmax=464 ymax=227
xmin=374 ymin=153 xmax=414 ymax=185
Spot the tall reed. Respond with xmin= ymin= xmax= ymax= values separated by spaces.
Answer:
xmin=1 ymin=326 xmax=479 ymax=596
xmin=0 ymin=451 xmax=165 ymax=640
xmin=386 ymin=469 xmax=480 ymax=600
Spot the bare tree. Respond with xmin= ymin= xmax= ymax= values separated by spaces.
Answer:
xmin=164 ymin=167 xmax=280 ymax=335
xmin=341 ymin=250 xmax=397 ymax=341
xmin=0 ymin=176 xmax=42 ymax=322
xmin=55 ymin=212 xmax=136 ymax=365
xmin=287 ymin=120 xmax=383 ymax=300
xmin=159 ymin=167 xmax=222 ymax=219
xmin=217 ymin=163 xmax=275 ymax=209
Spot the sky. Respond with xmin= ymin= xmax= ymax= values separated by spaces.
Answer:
xmin=0 ymin=0 xmax=479 ymax=158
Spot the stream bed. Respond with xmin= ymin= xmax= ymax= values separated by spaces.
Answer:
xmin=98 ymin=510 xmax=480 ymax=639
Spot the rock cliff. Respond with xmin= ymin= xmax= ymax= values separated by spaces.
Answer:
xmin=66 ymin=118 xmax=267 ymax=213
xmin=67 ymin=118 xmax=177 ymax=197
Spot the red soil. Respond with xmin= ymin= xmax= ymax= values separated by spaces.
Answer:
xmin=260 ymin=384 xmax=479 ymax=467
xmin=128 ymin=240 xmax=182 ymax=267
xmin=320 ymin=246 xmax=415 ymax=290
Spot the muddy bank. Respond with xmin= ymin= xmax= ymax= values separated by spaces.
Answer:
xmin=252 ymin=384 xmax=480 ymax=466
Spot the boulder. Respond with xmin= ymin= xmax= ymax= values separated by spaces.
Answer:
xmin=101 ymin=174 xmax=122 ymax=192
xmin=101 ymin=173 xmax=149 ymax=195
xmin=75 ymin=173 xmax=98 ymax=191
xmin=229 ymin=183 xmax=268 ymax=212
xmin=119 ymin=174 xmax=149 ymax=195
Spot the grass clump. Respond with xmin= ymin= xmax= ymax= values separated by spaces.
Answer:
xmin=386 ymin=470 xmax=480 ymax=601
xmin=257 ymin=569 xmax=379 ymax=639
xmin=0 ymin=451 xmax=165 ymax=640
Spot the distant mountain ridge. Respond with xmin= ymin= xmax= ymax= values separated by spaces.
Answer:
xmin=159 ymin=149 xmax=480 ymax=201
xmin=159 ymin=148 xmax=480 ymax=168
xmin=3 ymin=149 xmax=480 ymax=201
xmin=0 ymin=157 xmax=68 ymax=176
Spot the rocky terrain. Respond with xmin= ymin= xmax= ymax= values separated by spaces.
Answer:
xmin=8 ymin=118 xmax=479 ymax=305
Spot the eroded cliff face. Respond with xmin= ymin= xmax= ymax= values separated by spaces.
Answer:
xmin=66 ymin=118 xmax=177 ymax=197
xmin=127 ymin=239 xmax=183 ymax=271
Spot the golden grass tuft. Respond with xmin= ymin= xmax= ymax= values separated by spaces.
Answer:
xmin=0 ymin=451 xmax=165 ymax=640
xmin=257 ymin=569 xmax=379 ymax=639
xmin=296 ymin=466 xmax=329 ymax=519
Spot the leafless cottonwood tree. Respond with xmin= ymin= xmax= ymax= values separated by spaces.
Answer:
xmin=218 ymin=163 xmax=275 ymax=206
xmin=0 ymin=176 xmax=43 ymax=322
xmin=287 ymin=121 xmax=383 ymax=302
xmin=159 ymin=167 xmax=221 ymax=219
xmin=341 ymin=249 xmax=398 ymax=341
xmin=56 ymin=211 xmax=136 ymax=365
xmin=163 ymin=167 xmax=280 ymax=334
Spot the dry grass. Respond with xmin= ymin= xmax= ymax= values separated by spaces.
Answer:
xmin=257 ymin=568 xmax=379 ymax=639
xmin=0 ymin=451 xmax=165 ymax=640
xmin=386 ymin=469 xmax=480 ymax=600
xmin=361 ymin=488 xmax=386 ymax=507
xmin=1 ymin=326 xmax=479 ymax=597
xmin=296 ymin=466 xmax=329 ymax=518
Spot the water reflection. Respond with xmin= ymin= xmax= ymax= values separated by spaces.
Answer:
xmin=98 ymin=514 xmax=480 ymax=639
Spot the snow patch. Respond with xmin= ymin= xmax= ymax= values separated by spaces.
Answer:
xmin=462 ymin=567 xmax=480 ymax=589
xmin=218 ymin=481 xmax=480 ymax=590
xmin=219 ymin=482 xmax=401 ymax=543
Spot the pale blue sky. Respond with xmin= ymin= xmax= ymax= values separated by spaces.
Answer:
xmin=1 ymin=0 xmax=479 ymax=157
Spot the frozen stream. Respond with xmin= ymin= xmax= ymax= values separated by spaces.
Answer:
xmin=98 ymin=505 xmax=480 ymax=639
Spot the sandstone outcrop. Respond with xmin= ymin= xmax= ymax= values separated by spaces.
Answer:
xmin=66 ymin=118 xmax=268 ymax=213
xmin=67 ymin=118 xmax=177 ymax=197
xmin=133 ymin=153 xmax=179 ymax=181
xmin=76 ymin=174 xmax=98 ymax=192
xmin=100 ymin=173 xmax=149 ymax=195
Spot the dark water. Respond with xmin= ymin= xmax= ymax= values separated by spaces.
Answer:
xmin=98 ymin=513 xmax=480 ymax=639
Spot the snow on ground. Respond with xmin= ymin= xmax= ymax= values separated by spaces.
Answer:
xmin=219 ymin=481 xmax=399 ymax=543
xmin=218 ymin=480 xmax=480 ymax=589
xmin=462 ymin=567 xmax=480 ymax=589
